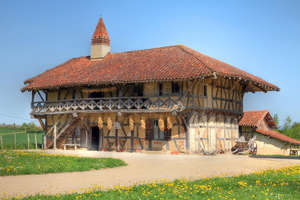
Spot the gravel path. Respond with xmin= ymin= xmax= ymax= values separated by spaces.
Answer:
xmin=1 ymin=150 xmax=300 ymax=199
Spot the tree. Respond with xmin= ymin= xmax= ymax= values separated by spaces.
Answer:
xmin=273 ymin=113 xmax=279 ymax=128
xmin=283 ymin=116 xmax=292 ymax=131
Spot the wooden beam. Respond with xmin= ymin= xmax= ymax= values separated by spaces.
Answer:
xmin=53 ymin=124 xmax=57 ymax=150
xmin=31 ymin=91 xmax=36 ymax=107
xmin=37 ymin=118 xmax=46 ymax=131
xmin=35 ymin=134 xmax=38 ymax=149
xmin=179 ymin=113 xmax=192 ymax=152
xmin=63 ymin=89 xmax=70 ymax=100
xmin=115 ymin=115 xmax=119 ymax=151
xmin=37 ymin=90 xmax=45 ymax=102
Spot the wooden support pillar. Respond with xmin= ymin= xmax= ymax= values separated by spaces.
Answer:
xmin=27 ymin=134 xmax=30 ymax=149
xmin=101 ymin=129 xmax=104 ymax=150
xmin=130 ymin=130 xmax=134 ymax=152
xmin=180 ymin=114 xmax=191 ymax=152
xmin=115 ymin=116 xmax=119 ymax=151
xmin=223 ymin=114 xmax=226 ymax=151
xmin=35 ymin=134 xmax=38 ymax=149
xmin=43 ymin=135 xmax=47 ymax=149
xmin=53 ymin=124 xmax=57 ymax=150
xmin=206 ymin=112 xmax=210 ymax=152
xmin=31 ymin=91 xmax=36 ymax=108
xmin=38 ymin=118 xmax=46 ymax=131
xmin=98 ymin=128 xmax=101 ymax=151
xmin=186 ymin=126 xmax=190 ymax=152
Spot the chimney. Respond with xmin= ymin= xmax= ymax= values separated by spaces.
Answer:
xmin=90 ymin=18 xmax=110 ymax=60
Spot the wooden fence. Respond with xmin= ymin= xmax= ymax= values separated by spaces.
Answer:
xmin=0 ymin=131 xmax=44 ymax=150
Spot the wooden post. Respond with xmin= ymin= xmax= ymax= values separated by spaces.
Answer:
xmin=53 ymin=124 xmax=57 ymax=150
xmin=115 ymin=126 xmax=119 ymax=152
xmin=186 ymin=126 xmax=190 ymax=152
xmin=27 ymin=134 xmax=30 ymax=149
xmin=43 ymin=135 xmax=47 ymax=149
xmin=0 ymin=136 xmax=3 ymax=149
xmin=35 ymin=134 xmax=38 ymax=149
xmin=98 ymin=129 xmax=101 ymax=151
xmin=115 ymin=115 xmax=119 ymax=152
xmin=130 ymin=130 xmax=134 ymax=152
xmin=14 ymin=133 xmax=16 ymax=149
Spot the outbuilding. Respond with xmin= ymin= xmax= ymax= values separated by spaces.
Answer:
xmin=239 ymin=110 xmax=300 ymax=155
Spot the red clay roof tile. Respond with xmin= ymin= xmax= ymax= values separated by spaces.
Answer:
xmin=92 ymin=18 xmax=110 ymax=43
xmin=239 ymin=110 xmax=270 ymax=128
xmin=256 ymin=129 xmax=300 ymax=145
xmin=22 ymin=45 xmax=280 ymax=92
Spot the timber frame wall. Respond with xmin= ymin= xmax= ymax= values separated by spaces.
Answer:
xmin=32 ymin=78 xmax=244 ymax=154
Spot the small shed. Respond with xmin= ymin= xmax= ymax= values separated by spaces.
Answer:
xmin=239 ymin=110 xmax=300 ymax=155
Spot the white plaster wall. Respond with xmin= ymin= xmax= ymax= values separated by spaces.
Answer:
xmin=91 ymin=44 xmax=110 ymax=59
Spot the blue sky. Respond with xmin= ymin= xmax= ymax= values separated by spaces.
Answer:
xmin=0 ymin=0 xmax=299 ymax=126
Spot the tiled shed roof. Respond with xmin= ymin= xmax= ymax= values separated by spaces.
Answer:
xmin=256 ymin=129 xmax=300 ymax=145
xmin=22 ymin=45 xmax=279 ymax=92
xmin=239 ymin=110 xmax=275 ymax=128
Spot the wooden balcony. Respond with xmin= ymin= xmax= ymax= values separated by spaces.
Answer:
xmin=31 ymin=95 xmax=242 ymax=116
xmin=31 ymin=96 xmax=187 ymax=115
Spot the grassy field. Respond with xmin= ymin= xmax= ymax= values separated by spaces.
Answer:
xmin=13 ymin=165 xmax=300 ymax=200
xmin=0 ymin=151 xmax=126 ymax=176
xmin=0 ymin=127 xmax=44 ymax=149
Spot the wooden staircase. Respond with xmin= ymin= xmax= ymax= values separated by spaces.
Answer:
xmin=47 ymin=117 xmax=81 ymax=149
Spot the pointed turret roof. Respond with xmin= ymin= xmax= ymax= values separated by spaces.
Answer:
xmin=92 ymin=18 xmax=110 ymax=42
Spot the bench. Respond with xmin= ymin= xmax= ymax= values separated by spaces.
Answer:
xmin=64 ymin=144 xmax=80 ymax=150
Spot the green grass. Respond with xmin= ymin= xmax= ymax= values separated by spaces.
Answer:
xmin=0 ymin=127 xmax=44 ymax=149
xmin=14 ymin=165 xmax=300 ymax=200
xmin=0 ymin=151 xmax=126 ymax=176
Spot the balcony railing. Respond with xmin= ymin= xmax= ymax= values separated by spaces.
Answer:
xmin=31 ymin=95 xmax=242 ymax=115
xmin=31 ymin=96 xmax=187 ymax=115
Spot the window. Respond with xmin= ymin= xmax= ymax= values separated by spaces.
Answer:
xmin=88 ymin=92 xmax=104 ymax=98
xmin=133 ymin=84 xmax=144 ymax=96
xmin=88 ymin=91 xmax=113 ymax=98
xmin=171 ymin=82 xmax=180 ymax=94
xmin=203 ymin=85 xmax=207 ymax=97
xmin=158 ymin=83 xmax=163 ymax=96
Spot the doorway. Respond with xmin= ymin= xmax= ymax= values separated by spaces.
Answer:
xmin=91 ymin=126 xmax=101 ymax=150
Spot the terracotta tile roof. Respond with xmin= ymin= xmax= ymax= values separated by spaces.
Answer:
xmin=22 ymin=45 xmax=280 ymax=92
xmin=239 ymin=110 xmax=278 ymax=129
xmin=92 ymin=18 xmax=110 ymax=45
xmin=256 ymin=129 xmax=300 ymax=145
xmin=239 ymin=110 xmax=269 ymax=128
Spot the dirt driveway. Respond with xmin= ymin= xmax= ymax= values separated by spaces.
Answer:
xmin=1 ymin=150 xmax=300 ymax=199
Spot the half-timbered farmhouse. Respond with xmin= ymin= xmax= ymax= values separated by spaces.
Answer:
xmin=239 ymin=110 xmax=300 ymax=155
xmin=22 ymin=18 xmax=280 ymax=154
